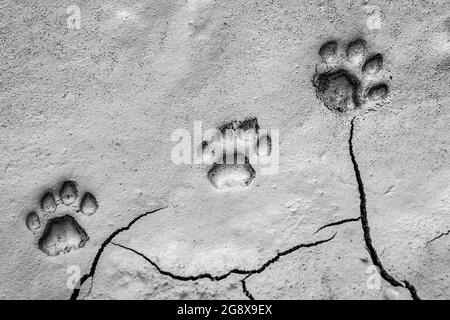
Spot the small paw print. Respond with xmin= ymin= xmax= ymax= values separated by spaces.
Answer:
xmin=313 ymin=39 xmax=390 ymax=114
xmin=25 ymin=181 xmax=98 ymax=256
xmin=201 ymin=117 xmax=271 ymax=191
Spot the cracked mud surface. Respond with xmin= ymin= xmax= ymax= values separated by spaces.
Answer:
xmin=0 ymin=0 xmax=449 ymax=299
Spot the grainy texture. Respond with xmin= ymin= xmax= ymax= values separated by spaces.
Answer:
xmin=0 ymin=0 xmax=448 ymax=300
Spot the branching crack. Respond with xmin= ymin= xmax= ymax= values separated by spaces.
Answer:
xmin=69 ymin=206 xmax=167 ymax=300
xmin=68 ymin=116 xmax=423 ymax=301
xmin=314 ymin=217 xmax=361 ymax=234
xmin=111 ymin=233 xmax=336 ymax=299
xmin=426 ymin=230 xmax=450 ymax=246
xmin=349 ymin=117 xmax=420 ymax=300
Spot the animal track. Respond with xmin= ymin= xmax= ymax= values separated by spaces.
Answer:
xmin=25 ymin=181 xmax=98 ymax=256
xmin=313 ymin=39 xmax=389 ymax=114
xmin=202 ymin=117 xmax=271 ymax=190
xmin=207 ymin=153 xmax=256 ymax=190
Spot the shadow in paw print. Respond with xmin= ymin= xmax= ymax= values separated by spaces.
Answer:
xmin=313 ymin=39 xmax=389 ymax=114
xmin=26 ymin=180 xmax=98 ymax=256
xmin=202 ymin=117 xmax=271 ymax=191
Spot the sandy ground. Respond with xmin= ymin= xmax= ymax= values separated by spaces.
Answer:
xmin=0 ymin=0 xmax=448 ymax=299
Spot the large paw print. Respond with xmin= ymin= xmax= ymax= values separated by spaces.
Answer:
xmin=312 ymin=39 xmax=390 ymax=114
xmin=201 ymin=117 xmax=271 ymax=191
xmin=25 ymin=181 xmax=98 ymax=256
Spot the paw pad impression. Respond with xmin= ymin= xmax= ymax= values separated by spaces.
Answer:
xmin=202 ymin=117 xmax=272 ymax=191
xmin=25 ymin=181 xmax=98 ymax=256
xmin=313 ymin=39 xmax=389 ymax=114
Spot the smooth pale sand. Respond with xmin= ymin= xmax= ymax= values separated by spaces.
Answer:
xmin=0 ymin=0 xmax=448 ymax=299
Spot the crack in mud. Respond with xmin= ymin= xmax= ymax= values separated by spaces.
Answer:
xmin=68 ymin=116 xmax=423 ymax=301
xmin=110 ymin=233 xmax=336 ymax=300
xmin=348 ymin=117 xmax=420 ymax=300
xmin=240 ymin=277 xmax=255 ymax=300
xmin=314 ymin=217 xmax=361 ymax=234
xmin=426 ymin=229 xmax=450 ymax=246
xmin=69 ymin=206 xmax=167 ymax=300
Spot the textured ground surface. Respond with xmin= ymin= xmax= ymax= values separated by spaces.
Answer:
xmin=0 ymin=0 xmax=448 ymax=299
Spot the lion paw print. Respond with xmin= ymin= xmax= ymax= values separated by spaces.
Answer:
xmin=201 ymin=117 xmax=271 ymax=191
xmin=313 ymin=39 xmax=390 ymax=114
xmin=25 ymin=181 xmax=98 ymax=256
